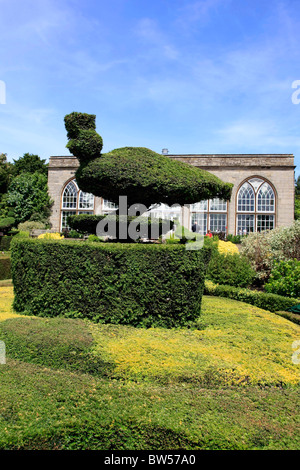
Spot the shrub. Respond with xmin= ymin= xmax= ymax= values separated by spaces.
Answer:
xmin=206 ymin=252 xmax=255 ymax=288
xmin=11 ymin=238 xmax=212 ymax=328
xmin=217 ymin=240 xmax=240 ymax=256
xmin=265 ymin=259 xmax=300 ymax=298
xmin=18 ymin=221 xmax=45 ymax=231
xmin=0 ymin=217 xmax=15 ymax=232
xmin=275 ymin=311 xmax=300 ymax=326
xmin=0 ymin=256 xmax=11 ymax=280
xmin=205 ymin=238 xmax=255 ymax=288
xmin=7 ymin=172 xmax=52 ymax=224
xmin=63 ymin=229 xmax=84 ymax=239
xmin=204 ymin=280 xmax=300 ymax=313
xmin=67 ymin=213 xmax=174 ymax=239
xmin=14 ymin=231 xmax=30 ymax=238
xmin=240 ymin=221 xmax=300 ymax=284
xmin=0 ymin=236 xmax=13 ymax=251
xmin=226 ymin=234 xmax=242 ymax=244
xmin=87 ymin=234 xmax=101 ymax=243
xmin=37 ymin=232 xmax=64 ymax=240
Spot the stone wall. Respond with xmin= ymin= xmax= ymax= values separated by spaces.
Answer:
xmin=48 ymin=153 xmax=295 ymax=234
xmin=169 ymin=154 xmax=295 ymax=233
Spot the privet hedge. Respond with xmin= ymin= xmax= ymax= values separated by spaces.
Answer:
xmin=204 ymin=280 xmax=300 ymax=313
xmin=67 ymin=213 xmax=174 ymax=238
xmin=11 ymin=238 xmax=211 ymax=328
xmin=0 ymin=256 xmax=11 ymax=280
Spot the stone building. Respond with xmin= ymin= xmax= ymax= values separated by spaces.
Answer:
xmin=47 ymin=153 xmax=295 ymax=236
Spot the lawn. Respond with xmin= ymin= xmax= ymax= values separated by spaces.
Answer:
xmin=0 ymin=283 xmax=299 ymax=450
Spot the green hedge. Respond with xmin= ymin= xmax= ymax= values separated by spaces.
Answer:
xmin=204 ymin=280 xmax=300 ymax=313
xmin=0 ymin=256 xmax=11 ymax=280
xmin=67 ymin=213 xmax=174 ymax=238
xmin=11 ymin=238 xmax=211 ymax=328
xmin=275 ymin=311 xmax=300 ymax=326
xmin=0 ymin=236 xmax=13 ymax=251
xmin=206 ymin=251 xmax=255 ymax=288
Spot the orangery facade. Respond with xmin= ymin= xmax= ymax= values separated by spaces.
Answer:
xmin=48 ymin=153 xmax=295 ymax=236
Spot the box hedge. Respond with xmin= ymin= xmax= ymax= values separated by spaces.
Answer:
xmin=11 ymin=238 xmax=211 ymax=328
xmin=0 ymin=256 xmax=11 ymax=280
xmin=204 ymin=280 xmax=300 ymax=313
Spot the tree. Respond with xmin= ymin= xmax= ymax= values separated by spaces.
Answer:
xmin=64 ymin=112 xmax=233 ymax=210
xmin=7 ymin=172 xmax=52 ymax=224
xmin=0 ymin=153 xmax=14 ymax=196
xmin=13 ymin=153 xmax=48 ymax=177
xmin=0 ymin=216 xmax=15 ymax=234
xmin=295 ymin=175 xmax=300 ymax=197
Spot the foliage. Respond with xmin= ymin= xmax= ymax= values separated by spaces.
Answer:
xmin=13 ymin=153 xmax=48 ymax=177
xmin=63 ymin=229 xmax=84 ymax=239
xmin=295 ymin=196 xmax=300 ymax=220
xmin=7 ymin=172 xmax=52 ymax=224
xmin=295 ymin=175 xmax=300 ymax=197
xmin=226 ymin=234 xmax=242 ymax=244
xmin=204 ymin=279 xmax=300 ymax=313
xmin=1 ymin=285 xmax=300 ymax=450
xmin=87 ymin=234 xmax=101 ymax=243
xmin=14 ymin=231 xmax=30 ymax=239
xmin=204 ymin=237 xmax=255 ymax=288
xmin=217 ymin=240 xmax=239 ymax=256
xmin=206 ymin=252 xmax=255 ymax=287
xmin=1 ymin=316 xmax=111 ymax=376
xmin=265 ymin=259 xmax=300 ymax=298
xmin=0 ymin=153 xmax=14 ymax=196
xmin=17 ymin=221 xmax=45 ymax=231
xmin=64 ymin=112 xmax=233 ymax=210
xmin=0 ymin=256 xmax=11 ymax=280
xmin=37 ymin=232 xmax=64 ymax=240
xmin=0 ymin=236 xmax=14 ymax=251
xmin=0 ymin=217 xmax=15 ymax=231
xmin=64 ymin=112 xmax=97 ymax=139
xmin=67 ymin=213 xmax=174 ymax=239
xmin=240 ymin=220 xmax=300 ymax=284
xmin=75 ymin=146 xmax=233 ymax=209
xmin=11 ymin=238 xmax=211 ymax=328
xmin=275 ymin=310 xmax=300 ymax=326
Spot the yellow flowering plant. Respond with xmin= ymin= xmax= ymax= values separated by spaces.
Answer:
xmin=37 ymin=232 xmax=64 ymax=240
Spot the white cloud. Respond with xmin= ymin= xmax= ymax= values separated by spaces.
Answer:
xmin=216 ymin=118 xmax=300 ymax=150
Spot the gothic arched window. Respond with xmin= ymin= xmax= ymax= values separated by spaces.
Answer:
xmin=61 ymin=179 xmax=95 ymax=230
xmin=236 ymin=178 xmax=275 ymax=235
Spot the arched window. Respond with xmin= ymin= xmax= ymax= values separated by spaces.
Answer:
xmin=190 ymin=198 xmax=228 ymax=235
xmin=62 ymin=180 xmax=77 ymax=209
xmin=61 ymin=179 xmax=95 ymax=230
xmin=236 ymin=178 xmax=275 ymax=235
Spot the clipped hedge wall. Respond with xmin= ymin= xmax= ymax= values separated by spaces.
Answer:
xmin=0 ymin=256 xmax=11 ymax=280
xmin=11 ymin=238 xmax=211 ymax=328
xmin=67 ymin=213 xmax=174 ymax=238
xmin=204 ymin=280 xmax=300 ymax=313
xmin=0 ymin=236 xmax=13 ymax=251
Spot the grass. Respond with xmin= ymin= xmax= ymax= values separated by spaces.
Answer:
xmin=0 ymin=285 xmax=299 ymax=450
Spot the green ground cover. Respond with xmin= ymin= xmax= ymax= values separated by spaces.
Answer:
xmin=0 ymin=285 xmax=299 ymax=450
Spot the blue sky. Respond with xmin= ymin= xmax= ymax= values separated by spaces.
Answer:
xmin=1 ymin=0 xmax=300 ymax=177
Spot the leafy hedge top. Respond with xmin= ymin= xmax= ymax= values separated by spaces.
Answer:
xmin=0 ymin=217 xmax=15 ymax=230
xmin=64 ymin=112 xmax=233 ymax=208
xmin=67 ymin=213 xmax=174 ymax=236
